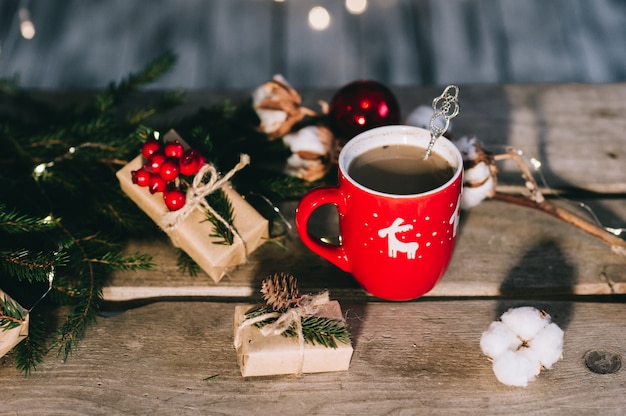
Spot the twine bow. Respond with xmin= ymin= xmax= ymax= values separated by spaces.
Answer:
xmin=160 ymin=154 xmax=250 ymax=250
xmin=234 ymin=290 xmax=330 ymax=376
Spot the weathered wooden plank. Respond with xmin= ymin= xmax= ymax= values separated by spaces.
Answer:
xmin=1 ymin=300 xmax=624 ymax=415
xmin=105 ymin=196 xmax=626 ymax=302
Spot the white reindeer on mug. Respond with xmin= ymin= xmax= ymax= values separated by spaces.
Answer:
xmin=377 ymin=217 xmax=419 ymax=259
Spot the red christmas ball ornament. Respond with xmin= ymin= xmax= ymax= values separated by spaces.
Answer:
xmin=328 ymin=80 xmax=400 ymax=140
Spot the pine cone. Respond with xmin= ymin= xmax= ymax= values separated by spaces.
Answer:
xmin=261 ymin=273 xmax=300 ymax=310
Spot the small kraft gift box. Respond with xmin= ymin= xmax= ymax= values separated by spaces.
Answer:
xmin=117 ymin=129 xmax=268 ymax=283
xmin=233 ymin=274 xmax=353 ymax=377
xmin=0 ymin=289 xmax=29 ymax=358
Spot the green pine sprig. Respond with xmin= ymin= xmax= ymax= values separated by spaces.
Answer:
xmin=204 ymin=188 xmax=236 ymax=245
xmin=0 ymin=52 xmax=176 ymax=373
xmin=245 ymin=305 xmax=351 ymax=349
xmin=245 ymin=274 xmax=351 ymax=349
xmin=176 ymin=249 xmax=201 ymax=277
xmin=14 ymin=309 xmax=47 ymax=375
xmin=0 ymin=296 xmax=25 ymax=331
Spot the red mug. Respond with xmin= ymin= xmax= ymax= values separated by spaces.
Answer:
xmin=295 ymin=125 xmax=463 ymax=300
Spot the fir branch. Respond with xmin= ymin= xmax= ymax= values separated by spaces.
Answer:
xmin=176 ymin=249 xmax=201 ymax=277
xmin=128 ymin=90 xmax=186 ymax=125
xmin=244 ymin=273 xmax=351 ymax=349
xmin=204 ymin=188 xmax=236 ymax=245
xmin=0 ymin=54 xmax=176 ymax=373
xmin=54 ymin=290 xmax=101 ymax=362
xmin=0 ymin=249 xmax=68 ymax=284
xmin=0 ymin=296 xmax=25 ymax=331
xmin=261 ymin=175 xmax=325 ymax=200
xmin=51 ymin=221 xmax=100 ymax=362
xmin=245 ymin=306 xmax=351 ymax=349
xmin=88 ymin=251 xmax=154 ymax=272
xmin=288 ymin=315 xmax=351 ymax=348
xmin=104 ymin=51 xmax=177 ymax=105
xmin=14 ymin=309 xmax=48 ymax=375
xmin=0 ymin=203 xmax=57 ymax=234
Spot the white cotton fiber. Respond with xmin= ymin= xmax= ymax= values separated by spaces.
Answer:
xmin=480 ymin=306 xmax=564 ymax=387
xmin=500 ymin=306 xmax=549 ymax=341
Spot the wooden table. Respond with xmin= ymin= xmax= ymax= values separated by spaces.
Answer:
xmin=1 ymin=83 xmax=626 ymax=415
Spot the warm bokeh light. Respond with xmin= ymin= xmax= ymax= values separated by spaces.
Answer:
xmin=19 ymin=8 xmax=35 ymax=39
xmin=20 ymin=21 xmax=35 ymax=39
xmin=308 ymin=6 xmax=331 ymax=31
xmin=346 ymin=0 xmax=368 ymax=14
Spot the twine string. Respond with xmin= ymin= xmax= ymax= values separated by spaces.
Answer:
xmin=160 ymin=154 xmax=250 ymax=253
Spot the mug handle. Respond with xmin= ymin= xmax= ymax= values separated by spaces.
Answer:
xmin=295 ymin=185 xmax=351 ymax=272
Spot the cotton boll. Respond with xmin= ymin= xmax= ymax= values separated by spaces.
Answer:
xmin=492 ymin=349 xmax=541 ymax=387
xmin=255 ymin=109 xmax=288 ymax=135
xmin=480 ymin=321 xmax=519 ymax=359
xmin=500 ymin=306 xmax=550 ymax=341
xmin=283 ymin=125 xmax=328 ymax=155
xmin=481 ymin=307 xmax=563 ymax=387
xmin=252 ymin=74 xmax=315 ymax=140
xmin=464 ymin=161 xmax=492 ymax=185
xmin=454 ymin=135 xmax=480 ymax=161
xmin=405 ymin=105 xmax=449 ymax=133
xmin=453 ymin=135 xmax=498 ymax=209
xmin=461 ymin=175 xmax=496 ymax=209
xmin=282 ymin=125 xmax=337 ymax=182
xmin=527 ymin=322 xmax=564 ymax=369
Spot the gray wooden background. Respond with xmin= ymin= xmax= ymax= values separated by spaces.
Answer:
xmin=0 ymin=0 xmax=625 ymax=89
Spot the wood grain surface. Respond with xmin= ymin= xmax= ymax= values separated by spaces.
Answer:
xmin=1 ymin=83 xmax=625 ymax=415
xmin=1 ymin=300 xmax=624 ymax=415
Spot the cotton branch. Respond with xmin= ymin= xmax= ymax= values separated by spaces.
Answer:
xmin=455 ymin=136 xmax=626 ymax=257
xmin=493 ymin=148 xmax=626 ymax=257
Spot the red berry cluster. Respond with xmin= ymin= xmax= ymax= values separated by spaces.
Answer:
xmin=131 ymin=139 xmax=205 ymax=211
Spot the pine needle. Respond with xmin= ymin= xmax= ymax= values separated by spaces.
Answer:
xmin=246 ymin=274 xmax=351 ymax=348
xmin=204 ymin=188 xmax=236 ymax=245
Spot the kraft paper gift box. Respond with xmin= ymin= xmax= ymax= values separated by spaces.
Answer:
xmin=116 ymin=130 xmax=268 ymax=282
xmin=233 ymin=301 xmax=353 ymax=377
xmin=0 ymin=290 xmax=29 ymax=358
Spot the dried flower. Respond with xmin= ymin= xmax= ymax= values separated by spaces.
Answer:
xmin=480 ymin=306 xmax=564 ymax=387
xmin=252 ymin=75 xmax=317 ymax=141
xmin=282 ymin=125 xmax=337 ymax=182
xmin=454 ymin=135 xmax=498 ymax=209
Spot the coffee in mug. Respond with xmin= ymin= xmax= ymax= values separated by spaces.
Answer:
xmin=347 ymin=144 xmax=455 ymax=195
xmin=295 ymin=125 xmax=463 ymax=301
